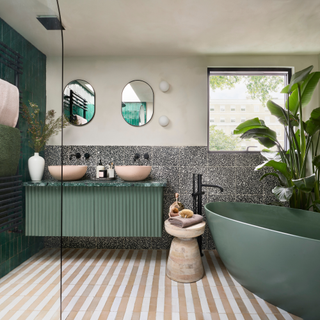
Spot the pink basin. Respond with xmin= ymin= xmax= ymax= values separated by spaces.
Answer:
xmin=115 ymin=165 xmax=151 ymax=181
xmin=48 ymin=165 xmax=87 ymax=181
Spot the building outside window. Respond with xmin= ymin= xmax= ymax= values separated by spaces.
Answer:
xmin=208 ymin=67 xmax=291 ymax=152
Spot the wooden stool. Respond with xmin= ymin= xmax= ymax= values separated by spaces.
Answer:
xmin=164 ymin=219 xmax=206 ymax=283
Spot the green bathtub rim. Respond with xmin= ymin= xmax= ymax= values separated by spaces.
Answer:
xmin=204 ymin=202 xmax=320 ymax=243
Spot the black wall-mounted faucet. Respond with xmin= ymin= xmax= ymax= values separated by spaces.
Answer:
xmin=133 ymin=153 xmax=140 ymax=162
xmin=69 ymin=153 xmax=81 ymax=160
xmin=84 ymin=153 xmax=90 ymax=159
xmin=144 ymin=153 xmax=149 ymax=160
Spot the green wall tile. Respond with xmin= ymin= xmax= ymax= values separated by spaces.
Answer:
xmin=0 ymin=18 xmax=48 ymax=278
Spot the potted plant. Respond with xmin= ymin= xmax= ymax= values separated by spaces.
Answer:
xmin=21 ymin=101 xmax=69 ymax=181
xmin=234 ymin=65 xmax=320 ymax=211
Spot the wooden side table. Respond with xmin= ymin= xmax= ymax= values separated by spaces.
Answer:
xmin=164 ymin=219 xmax=206 ymax=283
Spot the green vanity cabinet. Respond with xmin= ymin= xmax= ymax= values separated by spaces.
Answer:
xmin=25 ymin=186 xmax=95 ymax=236
xmin=94 ymin=187 xmax=163 ymax=237
xmin=24 ymin=179 xmax=166 ymax=237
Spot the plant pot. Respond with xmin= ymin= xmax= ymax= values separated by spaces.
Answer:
xmin=28 ymin=152 xmax=45 ymax=181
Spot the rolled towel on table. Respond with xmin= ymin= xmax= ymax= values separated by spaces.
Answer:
xmin=168 ymin=214 xmax=203 ymax=228
xmin=0 ymin=79 xmax=19 ymax=127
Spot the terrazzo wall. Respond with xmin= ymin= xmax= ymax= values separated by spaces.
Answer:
xmin=44 ymin=145 xmax=278 ymax=250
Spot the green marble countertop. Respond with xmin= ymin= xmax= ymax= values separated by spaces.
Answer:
xmin=23 ymin=178 xmax=167 ymax=187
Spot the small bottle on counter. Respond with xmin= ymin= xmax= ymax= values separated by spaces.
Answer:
xmin=108 ymin=162 xmax=115 ymax=178
xmin=96 ymin=160 xmax=105 ymax=178
xmin=99 ymin=169 xmax=108 ymax=178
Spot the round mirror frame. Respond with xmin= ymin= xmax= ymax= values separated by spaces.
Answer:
xmin=121 ymin=80 xmax=154 ymax=127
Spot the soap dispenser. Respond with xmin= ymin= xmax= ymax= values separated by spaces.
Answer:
xmin=96 ymin=160 xmax=105 ymax=178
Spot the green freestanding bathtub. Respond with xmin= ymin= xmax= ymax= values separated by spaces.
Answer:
xmin=204 ymin=202 xmax=320 ymax=320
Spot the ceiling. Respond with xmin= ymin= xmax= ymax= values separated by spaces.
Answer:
xmin=1 ymin=0 xmax=320 ymax=57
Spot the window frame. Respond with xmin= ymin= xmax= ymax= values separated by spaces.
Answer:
xmin=207 ymin=67 xmax=292 ymax=153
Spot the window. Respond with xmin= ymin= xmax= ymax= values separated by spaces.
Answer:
xmin=210 ymin=119 xmax=214 ymax=123
xmin=208 ymin=67 xmax=291 ymax=152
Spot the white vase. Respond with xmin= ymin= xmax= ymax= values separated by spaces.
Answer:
xmin=28 ymin=152 xmax=45 ymax=181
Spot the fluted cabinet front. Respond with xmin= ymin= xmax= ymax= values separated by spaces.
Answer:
xmin=95 ymin=187 xmax=163 ymax=237
xmin=25 ymin=185 xmax=163 ymax=237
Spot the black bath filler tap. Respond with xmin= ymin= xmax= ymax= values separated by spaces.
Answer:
xmin=192 ymin=174 xmax=223 ymax=256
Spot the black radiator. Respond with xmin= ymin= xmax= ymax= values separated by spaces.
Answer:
xmin=0 ymin=176 xmax=23 ymax=233
xmin=0 ymin=40 xmax=23 ymax=234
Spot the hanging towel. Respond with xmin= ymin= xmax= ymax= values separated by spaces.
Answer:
xmin=0 ymin=79 xmax=19 ymax=127
xmin=0 ymin=123 xmax=21 ymax=177
xmin=168 ymin=214 xmax=204 ymax=228
xmin=75 ymin=114 xmax=88 ymax=125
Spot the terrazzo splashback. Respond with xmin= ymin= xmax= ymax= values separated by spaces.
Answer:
xmin=44 ymin=145 xmax=278 ymax=250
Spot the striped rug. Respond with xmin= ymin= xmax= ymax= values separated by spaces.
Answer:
xmin=0 ymin=249 xmax=302 ymax=320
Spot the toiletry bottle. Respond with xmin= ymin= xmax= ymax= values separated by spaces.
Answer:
xmin=96 ymin=160 xmax=105 ymax=178
xmin=108 ymin=162 xmax=115 ymax=178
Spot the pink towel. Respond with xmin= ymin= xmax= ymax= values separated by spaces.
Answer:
xmin=75 ymin=114 xmax=88 ymax=125
xmin=168 ymin=214 xmax=204 ymax=228
xmin=0 ymin=79 xmax=19 ymax=127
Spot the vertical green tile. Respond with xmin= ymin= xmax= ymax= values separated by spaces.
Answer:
xmin=0 ymin=17 xmax=48 ymax=278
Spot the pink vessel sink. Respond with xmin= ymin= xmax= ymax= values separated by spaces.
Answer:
xmin=48 ymin=165 xmax=87 ymax=181
xmin=115 ymin=165 xmax=151 ymax=181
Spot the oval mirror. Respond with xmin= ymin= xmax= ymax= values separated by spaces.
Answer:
xmin=121 ymin=80 xmax=154 ymax=126
xmin=63 ymin=79 xmax=95 ymax=126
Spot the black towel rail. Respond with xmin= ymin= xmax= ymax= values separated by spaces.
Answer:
xmin=0 ymin=40 xmax=24 ymax=233
xmin=0 ymin=176 xmax=23 ymax=233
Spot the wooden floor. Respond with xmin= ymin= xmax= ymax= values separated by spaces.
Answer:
xmin=0 ymin=248 xmax=302 ymax=320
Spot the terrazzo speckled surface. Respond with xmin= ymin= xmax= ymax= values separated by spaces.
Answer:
xmin=43 ymin=145 xmax=280 ymax=250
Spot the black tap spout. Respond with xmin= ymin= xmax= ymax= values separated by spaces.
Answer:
xmin=69 ymin=153 xmax=81 ymax=160
xmin=201 ymin=184 xmax=224 ymax=193
xmin=133 ymin=153 xmax=140 ymax=162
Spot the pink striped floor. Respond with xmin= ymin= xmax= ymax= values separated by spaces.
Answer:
xmin=0 ymin=248 xmax=302 ymax=320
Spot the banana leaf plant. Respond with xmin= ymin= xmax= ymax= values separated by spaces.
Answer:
xmin=234 ymin=65 xmax=320 ymax=211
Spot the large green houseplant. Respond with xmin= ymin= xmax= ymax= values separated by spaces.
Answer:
xmin=234 ymin=66 xmax=320 ymax=211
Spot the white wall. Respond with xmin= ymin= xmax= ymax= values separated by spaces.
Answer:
xmin=47 ymin=54 xmax=319 ymax=146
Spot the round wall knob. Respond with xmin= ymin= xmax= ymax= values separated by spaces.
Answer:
xmin=159 ymin=115 xmax=169 ymax=127
xmin=159 ymin=81 xmax=170 ymax=92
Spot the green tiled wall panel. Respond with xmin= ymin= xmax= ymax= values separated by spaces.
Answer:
xmin=0 ymin=18 xmax=48 ymax=278
xmin=26 ymin=187 xmax=163 ymax=237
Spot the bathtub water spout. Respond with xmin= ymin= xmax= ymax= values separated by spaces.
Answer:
xmin=192 ymin=173 xmax=223 ymax=255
